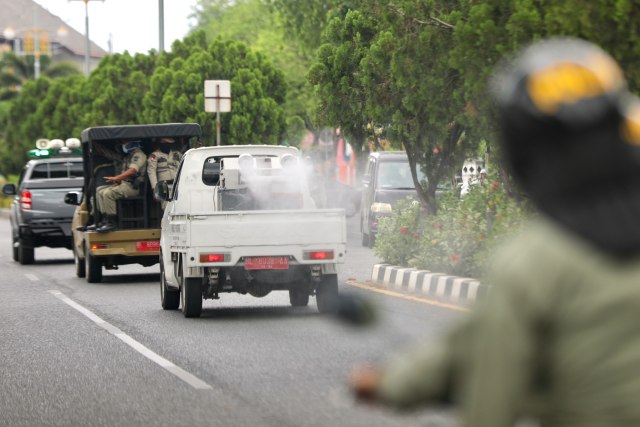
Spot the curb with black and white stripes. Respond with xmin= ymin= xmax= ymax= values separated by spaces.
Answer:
xmin=371 ymin=264 xmax=489 ymax=303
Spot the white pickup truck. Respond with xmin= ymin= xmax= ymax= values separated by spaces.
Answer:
xmin=157 ymin=145 xmax=347 ymax=318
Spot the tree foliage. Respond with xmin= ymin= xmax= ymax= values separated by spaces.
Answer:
xmin=0 ymin=30 xmax=287 ymax=174
xmin=306 ymin=0 xmax=640 ymax=211
xmin=0 ymin=52 xmax=80 ymax=100
xmin=307 ymin=8 xmax=379 ymax=164
xmin=193 ymin=0 xmax=315 ymax=143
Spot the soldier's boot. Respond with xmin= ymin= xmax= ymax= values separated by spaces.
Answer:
xmin=80 ymin=221 xmax=98 ymax=232
xmin=96 ymin=216 xmax=117 ymax=233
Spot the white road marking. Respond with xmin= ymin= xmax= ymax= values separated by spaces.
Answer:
xmin=48 ymin=290 xmax=213 ymax=390
xmin=25 ymin=273 xmax=39 ymax=282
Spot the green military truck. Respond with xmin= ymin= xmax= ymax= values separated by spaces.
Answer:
xmin=65 ymin=123 xmax=202 ymax=283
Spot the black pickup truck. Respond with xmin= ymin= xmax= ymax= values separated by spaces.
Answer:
xmin=2 ymin=156 xmax=84 ymax=264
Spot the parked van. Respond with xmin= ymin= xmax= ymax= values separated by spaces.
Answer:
xmin=360 ymin=151 xmax=425 ymax=247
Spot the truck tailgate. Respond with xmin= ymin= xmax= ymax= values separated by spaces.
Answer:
xmin=25 ymin=187 xmax=82 ymax=219
xmin=186 ymin=209 xmax=346 ymax=248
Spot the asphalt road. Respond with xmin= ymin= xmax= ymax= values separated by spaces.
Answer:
xmin=0 ymin=214 xmax=463 ymax=427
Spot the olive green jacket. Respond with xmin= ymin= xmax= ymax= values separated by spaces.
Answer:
xmin=378 ymin=218 xmax=640 ymax=426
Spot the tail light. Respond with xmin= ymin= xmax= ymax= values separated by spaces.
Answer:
xmin=20 ymin=190 xmax=32 ymax=210
xmin=91 ymin=244 xmax=109 ymax=250
xmin=199 ymin=253 xmax=230 ymax=263
xmin=303 ymin=250 xmax=334 ymax=260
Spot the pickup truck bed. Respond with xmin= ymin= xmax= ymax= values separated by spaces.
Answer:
xmin=173 ymin=209 xmax=345 ymax=253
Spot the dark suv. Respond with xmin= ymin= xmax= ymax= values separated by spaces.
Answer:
xmin=2 ymin=156 xmax=83 ymax=264
xmin=360 ymin=151 xmax=425 ymax=247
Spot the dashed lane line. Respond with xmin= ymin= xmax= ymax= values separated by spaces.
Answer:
xmin=25 ymin=273 xmax=39 ymax=282
xmin=344 ymin=279 xmax=471 ymax=313
xmin=48 ymin=290 xmax=213 ymax=390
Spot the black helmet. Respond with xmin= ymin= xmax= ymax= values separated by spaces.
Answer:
xmin=491 ymin=37 xmax=640 ymax=256
xmin=493 ymin=38 xmax=628 ymax=128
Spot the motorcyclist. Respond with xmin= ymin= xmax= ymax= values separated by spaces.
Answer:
xmin=350 ymin=37 xmax=640 ymax=426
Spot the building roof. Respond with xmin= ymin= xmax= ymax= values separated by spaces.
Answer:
xmin=0 ymin=0 xmax=107 ymax=58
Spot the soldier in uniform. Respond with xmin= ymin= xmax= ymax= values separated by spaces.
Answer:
xmin=95 ymin=141 xmax=147 ymax=232
xmin=147 ymin=137 xmax=182 ymax=209
xmin=350 ymin=38 xmax=640 ymax=426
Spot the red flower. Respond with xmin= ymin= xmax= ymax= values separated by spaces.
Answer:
xmin=450 ymin=254 xmax=459 ymax=262
xmin=433 ymin=223 xmax=442 ymax=231
xmin=399 ymin=226 xmax=408 ymax=234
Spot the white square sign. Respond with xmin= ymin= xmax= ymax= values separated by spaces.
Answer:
xmin=204 ymin=80 xmax=231 ymax=112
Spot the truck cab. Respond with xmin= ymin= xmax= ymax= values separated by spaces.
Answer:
xmin=66 ymin=123 xmax=202 ymax=283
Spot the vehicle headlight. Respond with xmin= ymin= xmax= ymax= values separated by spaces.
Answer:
xmin=370 ymin=202 xmax=392 ymax=213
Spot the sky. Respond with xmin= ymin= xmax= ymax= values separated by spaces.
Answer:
xmin=34 ymin=0 xmax=199 ymax=54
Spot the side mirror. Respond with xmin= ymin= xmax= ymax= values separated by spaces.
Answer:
xmin=64 ymin=191 xmax=82 ymax=205
xmin=2 ymin=183 xmax=16 ymax=196
xmin=155 ymin=180 xmax=170 ymax=201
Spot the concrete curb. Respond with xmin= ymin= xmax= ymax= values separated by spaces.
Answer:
xmin=371 ymin=264 xmax=489 ymax=303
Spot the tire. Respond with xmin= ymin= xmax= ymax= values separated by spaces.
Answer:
xmin=18 ymin=241 xmax=34 ymax=265
xmin=85 ymin=240 xmax=102 ymax=283
xmin=12 ymin=238 xmax=19 ymax=262
xmin=360 ymin=218 xmax=371 ymax=248
xmin=74 ymin=241 xmax=86 ymax=278
xmin=160 ymin=253 xmax=179 ymax=310
xmin=316 ymin=274 xmax=339 ymax=314
xmin=361 ymin=231 xmax=370 ymax=248
xmin=181 ymin=276 xmax=203 ymax=318
xmin=289 ymin=289 xmax=310 ymax=307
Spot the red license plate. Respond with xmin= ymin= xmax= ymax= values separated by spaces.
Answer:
xmin=136 ymin=240 xmax=160 ymax=252
xmin=244 ymin=256 xmax=289 ymax=270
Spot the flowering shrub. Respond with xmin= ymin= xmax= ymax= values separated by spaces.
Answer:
xmin=373 ymin=174 xmax=533 ymax=278
xmin=373 ymin=197 xmax=423 ymax=266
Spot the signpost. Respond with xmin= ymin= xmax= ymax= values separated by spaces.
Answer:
xmin=204 ymin=80 xmax=231 ymax=146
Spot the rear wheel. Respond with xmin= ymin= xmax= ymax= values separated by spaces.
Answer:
xmin=160 ymin=252 xmax=179 ymax=310
xmin=11 ymin=237 xmax=19 ymax=262
xmin=316 ymin=274 xmax=339 ymax=314
xmin=360 ymin=218 xmax=371 ymax=248
xmin=361 ymin=231 xmax=370 ymax=247
xmin=289 ymin=289 xmax=310 ymax=307
xmin=179 ymin=256 xmax=202 ymax=318
xmin=85 ymin=240 xmax=102 ymax=283
xmin=18 ymin=240 xmax=34 ymax=265
xmin=74 ymin=240 xmax=86 ymax=278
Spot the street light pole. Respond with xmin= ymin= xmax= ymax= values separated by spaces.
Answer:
xmin=33 ymin=2 xmax=40 ymax=79
xmin=159 ymin=0 xmax=164 ymax=52
xmin=83 ymin=0 xmax=89 ymax=75
xmin=70 ymin=0 xmax=104 ymax=76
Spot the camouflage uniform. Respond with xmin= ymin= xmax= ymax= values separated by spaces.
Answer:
xmin=96 ymin=148 xmax=147 ymax=215
xmin=147 ymin=148 xmax=181 ymax=208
